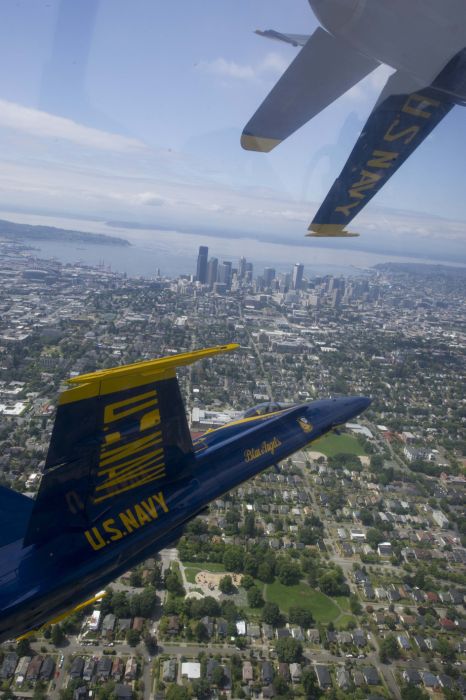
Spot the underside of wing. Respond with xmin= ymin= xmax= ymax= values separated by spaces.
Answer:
xmin=241 ymin=27 xmax=379 ymax=152
xmin=308 ymin=70 xmax=454 ymax=235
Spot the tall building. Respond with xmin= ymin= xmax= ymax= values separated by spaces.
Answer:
xmin=207 ymin=257 xmax=218 ymax=288
xmin=218 ymin=261 xmax=232 ymax=287
xmin=238 ymin=256 xmax=247 ymax=280
xmin=263 ymin=267 xmax=276 ymax=287
xmin=196 ymin=246 xmax=208 ymax=284
xmin=292 ymin=263 xmax=304 ymax=290
xmin=245 ymin=262 xmax=253 ymax=282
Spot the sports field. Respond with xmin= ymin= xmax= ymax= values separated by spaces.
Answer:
xmin=310 ymin=432 xmax=367 ymax=457
xmin=264 ymin=580 xmax=342 ymax=623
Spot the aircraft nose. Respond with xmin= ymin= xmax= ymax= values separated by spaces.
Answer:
xmin=333 ymin=396 xmax=371 ymax=425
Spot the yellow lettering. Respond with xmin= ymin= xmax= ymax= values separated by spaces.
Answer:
xmin=140 ymin=409 xmax=161 ymax=431
xmin=402 ymin=93 xmax=440 ymax=119
xmin=104 ymin=431 xmax=121 ymax=445
xmin=104 ymin=390 xmax=157 ymax=424
xmin=103 ymin=518 xmax=124 ymax=541
xmin=97 ymin=448 xmax=165 ymax=483
xmin=366 ymin=149 xmax=398 ymax=169
xmin=100 ymin=432 xmax=162 ymax=467
xmin=84 ymin=527 xmax=106 ymax=551
xmin=134 ymin=503 xmax=152 ymax=526
xmin=384 ymin=119 xmax=420 ymax=144
xmin=141 ymin=497 xmax=158 ymax=519
xmin=119 ymin=509 xmax=140 ymax=533
xmin=153 ymin=491 xmax=169 ymax=513
xmin=335 ymin=200 xmax=361 ymax=217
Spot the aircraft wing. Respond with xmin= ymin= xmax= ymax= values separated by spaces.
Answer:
xmin=254 ymin=29 xmax=310 ymax=48
xmin=241 ymin=27 xmax=379 ymax=152
xmin=308 ymin=70 xmax=455 ymax=236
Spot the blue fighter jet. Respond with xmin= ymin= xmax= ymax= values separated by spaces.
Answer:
xmin=0 ymin=344 xmax=370 ymax=642
xmin=243 ymin=0 xmax=466 ymax=236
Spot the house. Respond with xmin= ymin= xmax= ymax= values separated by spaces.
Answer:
xmin=262 ymin=623 xmax=274 ymax=640
xmin=132 ymin=617 xmax=144 ymax=632
xmin=397 ymin=635 xmax=410 ymax=651
xmin=162 ymin=659 xmax=177 ymax=683
xmin=0 ymin=653 xmax=18 ymax=679
xmin=336 ymin=668 xmax=351 ymax=690
xmin=413 ymin=635 xmax=427 ymax=652
xmin=377 ymin=542 xmax=392 ymax=557
xmin=73 ymin=687 xmax=87 ymax=700
xmin=118 ymin=618 xmax=132 ymax=633
xmin=362 ymin=667 xmax=380 ymax=686
xmin=39 ymin=657 xmax=55 ymax=681
xmin=26 ymin=656 xmax=43 ymax=682
xmin=102 ymin=614 xmax=116 ymax=635
xmin=261 ymin=661 xmax=273 ymax=684
xmin=242 ymin=661 xmax=253 ymax=684
xmin=70 ymin=657 xmax=84 ymax=680
xmin=97 ymin=656 xmax=112 ymax=681
xmin=216 ymin=618 xmax=228 ymax=637
xmin=278 ymin=663 xmax=290 ymax=681
xmin=403 ymin=669 xmax=421 ymax=685
xmin=206 ymin=659 xmax=219 ymax=682
xmin=181 ymin=662 xmax=200 ymax=680
xmin=337 ymin=631 xmax=352 ymax=646
xmin=439 ymin=618 xmax=456 ymax=631
xmin=125 ymin=657 xmax=138 ymax=681
xmin=315 ymin=665 xmax=332 ymax=689
xmin=236 ymin=620 xmax=247 ymax=636
xmin=112 ymin=658 xmax=123 ymax=682
xmin=114 ymin=684 xmax=133 ymax=700
xmin=307 ymin=629 xmax=320 ymax=643
xmin=248 ymin=623 xmax=261 ymax=639
xmin=421 ymin=672 xmax=440 ymax=689
xmin=289 ymin=663 xmax=302 ymax=683
xmin=291 ymin=626 xmax=305 ymax=641
xmin=352 ymin=629 xmax=366 ymax=647
xmin=201 ymin=616 xmax=214 ymax=637
xmin=167 ymin=615 xmax=180 ymax=635
xmin=276 ymin=627 xmax=290 ymax=639
xmin=83 ymin=658 xmax=96 ymax=682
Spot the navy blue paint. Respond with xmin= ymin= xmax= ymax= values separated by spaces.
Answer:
xmin=0 ymin=384 xmax=370 ymax=641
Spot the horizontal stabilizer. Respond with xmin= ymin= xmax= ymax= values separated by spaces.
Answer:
xmin=0 ymin=487 xmax=33 ymax=547
xmin=241 ymin=27 xmax=378 ymax=152
xmin=255 ymin=29 xmax=309 ymax=48
xmin=309 ymin=71 xmax=454 ymax=232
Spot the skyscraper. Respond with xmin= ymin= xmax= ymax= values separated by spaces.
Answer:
xmin=218 ymin=261 xmax=232 ymax=287
xmin=238 ymin=256 xmax=247 ymax=280
xmin=207 ymin=257 xmax=218 ymax=288
xmin=196 ymin=246 xmax=208 ymax=284
xmin=263 ymin=267 xmax=276 ymax=287
xmin=292 ymin=263 xmax=304 ymax=290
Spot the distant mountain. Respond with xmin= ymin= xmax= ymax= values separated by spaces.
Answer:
xmin=0 ymin=219 xmax=130 ymax=246
xmin=374 ymin=262 xmax=466 ymax=276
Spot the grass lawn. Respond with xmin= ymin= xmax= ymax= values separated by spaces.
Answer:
xmin=335 ymin=614 xmax=356 ymax=630
xmin=310 ymin=432 xmax=367 ymax=457
xmin=335 ymin=596 xmax=350 ymax=611
xmin=182 ymin=561 xmax=226 ymax=584
xmin=265 ymin=581 xmax=340 ymax=623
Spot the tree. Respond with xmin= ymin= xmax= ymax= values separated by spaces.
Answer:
xmin=400 ymin=686 xmax=429 ymax=700
xmin=241 ymin=574 xmax=255 ymax=590
xmin=219 ymin=575 xmax=235 ymax=595
xmin=275 ymin=638 xmax=302 ymax=663
xmin=166 ymin=686 xmax=190 ymax=700
xmin=112 ymin=591 xmax=130 ymax=618
xmin=366 ymin=528 xmax=385 ymax=550
xmin=247 ymin=586 xmax=264 ymax=608
xmin=16 ymin=638 xmax=31 ymax=656
xmin=130 ymin=570 xmax=143 ymax=587
xmin=223 ymin=545 xmax=244 ymax=572
xmin=301 ymin=668 xmax=322 ymax=699
xmin=51 ymin=624 xmax=65 ymax=646
xmin=212 ymin=666 xmax=226 ymax=687
xmin=165 ymin=572 xmax=185 ymax=597
xmin=379 ymin=634 xmax=400 ymax=662
xmin=192 ymin=679 xmax=211 ymax=699
xmin=126 ymin=628 xmax=141 ymax=647
xmin=257 ymin=561 xmax=274 ymax=583
xmin=318 ymin=570 xmax=349 ymax=597
xmin=262 ymin=602 xmax=281 ymax=626
xmin=194 ymin=621 xmax=209 ymax=643
xmin=288 ymin=607 xmax=314 ymax=628
xmin=277 ymin=559 xmax=301 ymax=586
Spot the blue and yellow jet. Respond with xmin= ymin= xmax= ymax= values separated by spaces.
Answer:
xmin=0 ymin=344 xmax=370 ymax=642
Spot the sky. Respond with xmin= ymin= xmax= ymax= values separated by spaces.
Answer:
xmin=0 ymin=0 xmax=465 ymax=265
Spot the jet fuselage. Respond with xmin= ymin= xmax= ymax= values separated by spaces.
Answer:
xmin=0 ymin=395 xmax=369 ymax=642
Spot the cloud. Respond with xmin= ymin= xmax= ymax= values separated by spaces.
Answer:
xmin=0 ymin=99 xmax=146 ymax=152
xmin=198 ymin=51 xmax=290 ymax=82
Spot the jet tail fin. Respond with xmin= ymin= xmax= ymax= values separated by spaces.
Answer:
xmin=23 ymin=344 xmax=238 ymax=547
xmin=241 ymin=27 xmax=378 ymax=152
xmin=0 ymin=486 xmax=34 ymax=547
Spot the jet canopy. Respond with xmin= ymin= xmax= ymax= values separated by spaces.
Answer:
xmin=243 ymin=401 xmax=294 ymax=418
